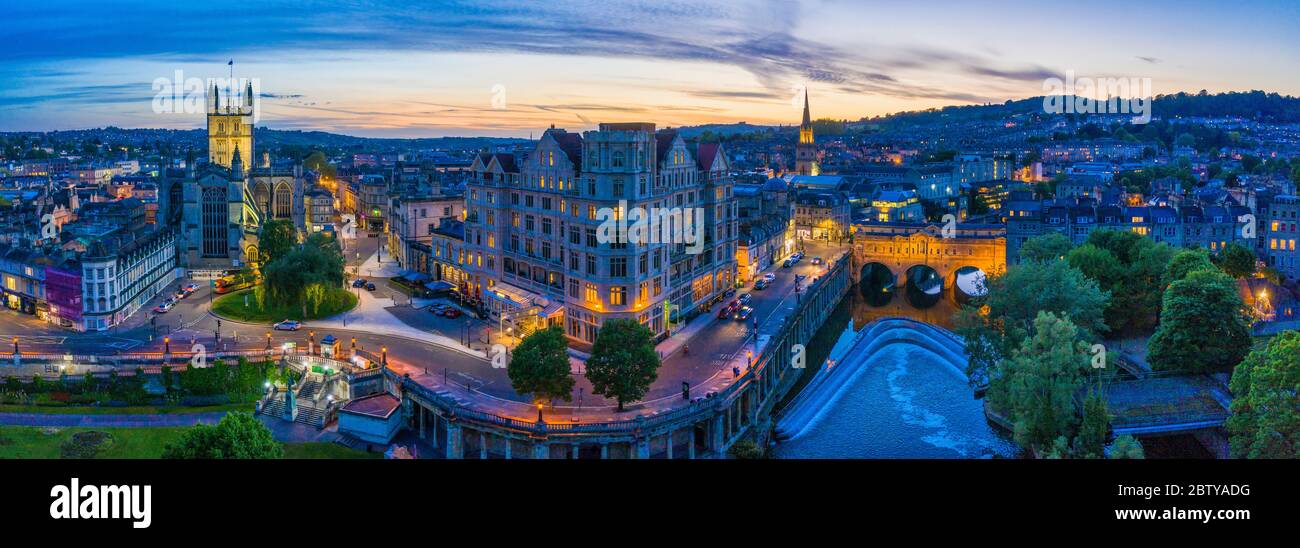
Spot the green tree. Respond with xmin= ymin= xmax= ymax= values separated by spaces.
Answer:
xmin=1076 ymin=230 xmax=1172 ymax=335
xmin=585 ymin=319 xmax=660 ymax=411
xmin=1018 ymin=232 xmax=1073 ymax=263
xmin=956 ymin=259 xmax=1109 ymax=386
xmin=1226 ymin=331 xmax=1299 ymax=458
xmin=1215 ymin=243 xmax=1257 ymax=279
xmin=1147 ymin=269 xmax=1252 ymax=373
xmin=1074 ymin=389 xmax=1109 ymax=459
xmin=1165 ymin=247 xmax=1216 ymax=284
xmin=162 ymin=412 xmax=283 ymax=459
xmin=507 ymin=326 xmax=575 ymax=403
xmin=257 ymin=219 xmax=297 ymax=267
xmin=988 ymin=312 xmax=1094 ymax=452
xmin=1109 ymin=435 xmax=1146 ymax=459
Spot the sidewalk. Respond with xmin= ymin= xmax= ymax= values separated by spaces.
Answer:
xmin=355 ymin=246 xmax=403 ymax=279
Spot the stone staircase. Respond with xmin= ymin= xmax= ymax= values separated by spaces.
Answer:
xmin=258 ymin=391 xmax=328 ymax=429
xmin=297 ymin=378 xmax=323 ymax=400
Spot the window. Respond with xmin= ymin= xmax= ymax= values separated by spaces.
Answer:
xmin=586 ymin=254 xmax=596 ymax=275
xmin=585 ymin=283 xmax=599 ymax=304
xmin=610 ymin=257 xmax=627 ymax=277
xmin=610 ymin=286 xmax=626 ymax=305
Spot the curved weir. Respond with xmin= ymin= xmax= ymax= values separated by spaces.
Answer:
xmin=773 ymin=317 xmax=1016 ymax=458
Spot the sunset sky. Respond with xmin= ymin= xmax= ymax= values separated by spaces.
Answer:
xmin=3 ymin=0 xmax=1299 ymax=137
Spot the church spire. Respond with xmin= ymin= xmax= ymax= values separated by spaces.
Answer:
xmin=801 ymin=87 xmax=811 ymax=128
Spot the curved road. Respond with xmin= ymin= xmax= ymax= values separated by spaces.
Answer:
xmin=1 ymin=238 xmax=847 ymax=421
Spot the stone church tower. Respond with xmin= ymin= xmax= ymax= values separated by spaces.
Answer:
xmin=207 ymin=81 xmax=254 ymax=169
xmin=795 ymin=88 xmax=819 ymax=176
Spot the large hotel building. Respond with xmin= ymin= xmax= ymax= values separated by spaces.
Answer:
xmin=462 ymin=123 xmax=738 ymax=345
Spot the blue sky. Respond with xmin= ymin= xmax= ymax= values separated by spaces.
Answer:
xmin=2 ymin=0 xmax=1298 ymax=137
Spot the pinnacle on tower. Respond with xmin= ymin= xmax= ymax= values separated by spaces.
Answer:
xmin=801 ymin=87 xmax=811 ymax=127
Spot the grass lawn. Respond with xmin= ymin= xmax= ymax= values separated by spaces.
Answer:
xmin=0 ymin=402 xmax=254 ymax=415
xmin=0 ymin=426 xmax=188 ymax=458
xmin=0 ymin=426 xmax=382 ymax=459
xmin=212 ymin=287 xmax=357 ymax=323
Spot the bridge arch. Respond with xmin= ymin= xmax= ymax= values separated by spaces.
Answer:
xmin=858 ymin=262 xmax=896 ymax=306
xmin=904 ymin=264 xmax=943 ymax=308
xmin=951 ymin=265 xmax=989 ymax=303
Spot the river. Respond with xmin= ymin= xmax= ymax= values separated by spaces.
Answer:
xmin=774 ymin=286 xmax=1019 ymax=459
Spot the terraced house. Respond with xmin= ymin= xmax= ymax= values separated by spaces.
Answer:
xmin=462 ymin=123 xmax=738 ymax=346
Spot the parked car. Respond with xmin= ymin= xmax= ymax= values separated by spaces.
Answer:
xmin=733 ymin=305 xmax=754 ymax=321
xmin=717 ymin=304 xmax=736 ymax=319
xmin=182 ymin=283 xmax=200 ymax=294
xmin=738 ymin=293 xmax=752 ymax=305
xmin=442 ymin=308 xmax=462 ymax=319
xmin=352 ymin=279 xmax=367 ymax=288
xmin=153 ymin=301 xmax=174 ymax=314
xmin=173 ymin=291 xmax=188 ymax=301
xmin=365 ymin=283 xmax=377 ymax=291
xmin=811 ymin=257 xmax=823 ymax=265
xmin=429 ymin=304 xmax=449 ymax=314
xmin=274 ymin=320 xmax=302 ymax=331
xmin=754 ymin=278 xmax=770 ymax=290
xmin=763 ymin=273 xmax=776 ymax=283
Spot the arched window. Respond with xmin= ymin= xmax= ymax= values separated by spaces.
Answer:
xmin=274 ymin=183 xmax=292 ymax=219
xmin=254 ymin=182 xmax=271 ymax=216
xmin=202 ymin=186 xmax=228 ymax=257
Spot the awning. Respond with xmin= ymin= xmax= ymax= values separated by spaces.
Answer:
xmin=405 ymin=272 xmax=430 ymax=282
xmin=486 ymin=281 xmax=541 ymax=309
xmin=424 ymin=281 xmax=455 ymax=292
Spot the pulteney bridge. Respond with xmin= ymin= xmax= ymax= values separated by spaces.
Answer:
xmin=850 ymin=222 xmax=1006 ymax=303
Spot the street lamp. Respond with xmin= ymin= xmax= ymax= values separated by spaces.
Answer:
xmin=381 ymin=346 xmax=387 ymax=366
xmin=265 ymin=332 xmax=272 ymax=350
xmin=163 ymin=337 xmax=170 ymax=354
xmin=11 ymin=336 xmax=17 ymax=355
xmin=746 ymin=350 xmax=753 ymax=371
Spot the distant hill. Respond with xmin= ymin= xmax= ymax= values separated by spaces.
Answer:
xmin=863 ymin=91 xmax=1300 ymax=126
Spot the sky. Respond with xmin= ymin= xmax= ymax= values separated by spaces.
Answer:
xmin=2 ymin=0 xmax=1298 ymax=137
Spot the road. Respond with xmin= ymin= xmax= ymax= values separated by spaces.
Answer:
xmin=0 ymin=238 xmax=847 ymax=419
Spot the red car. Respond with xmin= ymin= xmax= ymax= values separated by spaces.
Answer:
xmin=442 ymin=308 xmax=462 ymax=319
xmin=717 ymin=305 xmax=735 ymax=319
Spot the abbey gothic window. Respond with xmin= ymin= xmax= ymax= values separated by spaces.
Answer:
xmin=274 ymin=183 xmax=292 ymax=219
xmin=202 ymin=186 xmax=229 ymax=257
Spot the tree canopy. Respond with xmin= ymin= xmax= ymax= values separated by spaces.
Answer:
xmin=1214 ymin=243 xmax=1257 ymax=279
xmin=257 ymin=219 xmax=297 ymax=268
xmin=162 ymin=412 xmax=283 ymax=459
xmin=957 ymin=259 xmax=1109 ymax=387
xmin=1018 ymin=232 xmax=1073 ymax=263
xmin=1147 ymin=268 xmax=1252 ymax=374
xmin=1226 ymin=331 xmax=1300 ymax=459
xmin=987 ymin=312 xmax=1094 ymax=452
xmin=584 ymin=319 xmax=660 ymax=412
xmin=507 ymin=326 xmax=575 ymax=403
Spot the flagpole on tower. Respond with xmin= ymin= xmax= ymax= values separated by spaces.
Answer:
xmin=228 ymin=59 xmax=234 ymax=113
